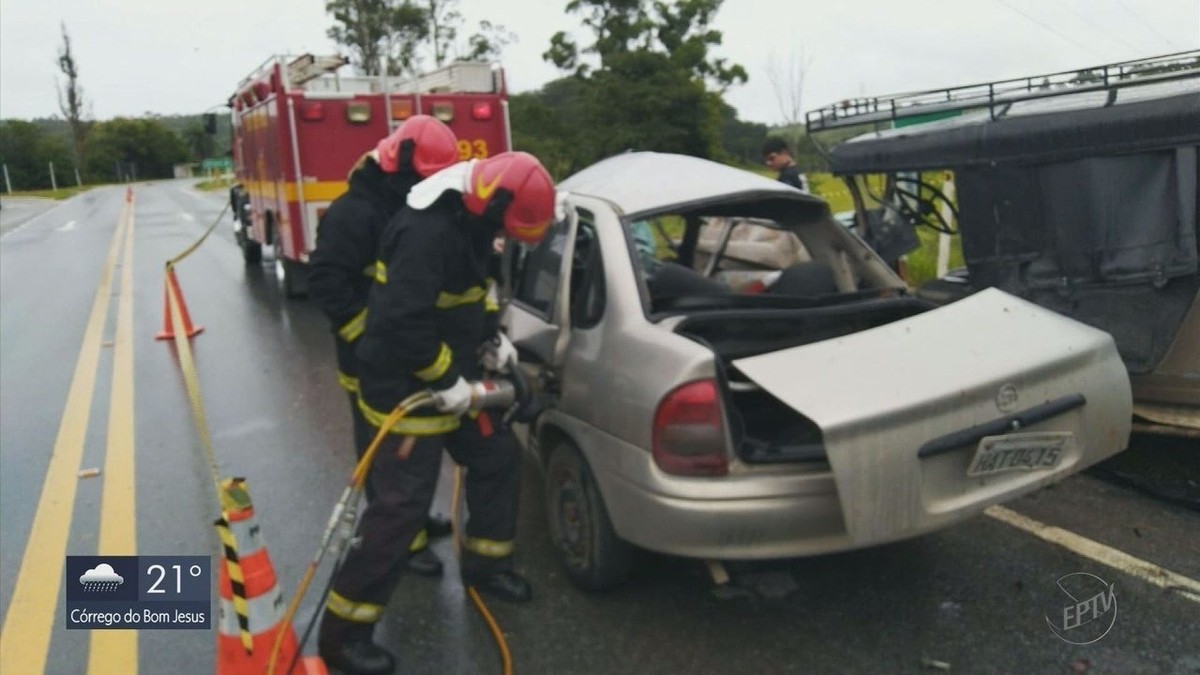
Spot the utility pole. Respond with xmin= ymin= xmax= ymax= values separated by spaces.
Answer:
xmin=2 ymin=164 xmax=12 ymax=194
xmin=49 ymin=162 xmax=58 ymax=191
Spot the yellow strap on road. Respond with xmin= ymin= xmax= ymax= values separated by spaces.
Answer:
xmin=374 ymin=261 xmax=388 ymax=284
xmin=167 ymin=202 xmax=228 ymax=268
xmin=163 ymin=202 xmax=233 ymax=505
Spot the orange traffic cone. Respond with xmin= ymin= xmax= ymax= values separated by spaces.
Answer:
xmin=155 ymin=267 xmax=204 ymax=340
xmin=215 ymin=478 xmax=327 ymax=675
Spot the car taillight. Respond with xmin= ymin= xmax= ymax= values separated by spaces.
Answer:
xmin=653 ymin=379 xmax=728 ymax=476
xmin=471 ymin=102 xmax=493 ymax=120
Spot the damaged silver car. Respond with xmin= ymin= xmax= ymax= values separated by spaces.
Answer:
xmin=502 ymin=152 xmax=1132 ymax=590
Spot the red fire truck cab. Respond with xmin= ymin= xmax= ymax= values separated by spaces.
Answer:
xmin=229 ymin=54 xmax=512 ymax=297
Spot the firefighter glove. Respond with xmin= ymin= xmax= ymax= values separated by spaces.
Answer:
xmin=432 ymin=376 xmax=473 ymax=415
xmin=480 ymin=332 xmax=518 ymax=374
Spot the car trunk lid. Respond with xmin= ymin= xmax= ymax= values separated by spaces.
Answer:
xmin=732 ymin=288 xmax=1131 ymax=545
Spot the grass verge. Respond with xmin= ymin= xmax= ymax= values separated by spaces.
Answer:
xmin=194 ymin=176 xmax=237 ymax=192
xmin=5 ymin=186 xmax=93 ymax=200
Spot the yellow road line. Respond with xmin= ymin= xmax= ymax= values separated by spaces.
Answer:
xmin=0 ymin=194 xmax=128 ymax=675
xmin=986 ymin=505 xmax=1200 ymax=604
xmin=88 ymin=200 xmax=138 ymax=674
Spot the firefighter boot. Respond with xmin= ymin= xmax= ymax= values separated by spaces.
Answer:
xmin=406 ymin=547 xmax=444 ymax=577
xmin=318 ymin=615 xmax=395 ymax=675
xmin=320 ymin=640 xmax=396 ymax=675
xmin=462 ymin=569 xmax=533 ymax=603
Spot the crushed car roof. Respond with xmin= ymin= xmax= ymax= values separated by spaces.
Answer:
xmin=559 ymin=152 xmax=827 ymax=221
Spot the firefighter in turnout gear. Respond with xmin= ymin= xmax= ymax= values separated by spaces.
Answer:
xmin=307 ymin=115 xmax=460 ymax=578
xmin=317 ymin=152 xmax=556 ymax=675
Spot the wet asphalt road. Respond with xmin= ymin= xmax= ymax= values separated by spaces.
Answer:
xmin=0 ymin=181 xmax=1197 ymax=675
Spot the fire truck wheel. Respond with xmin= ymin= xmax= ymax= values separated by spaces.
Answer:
xmin=280 ymin=258 xmax=309 ymax=299
xmin=240 ymin=235 xmax=262 ymax=264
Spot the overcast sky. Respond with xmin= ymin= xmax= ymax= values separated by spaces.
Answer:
xmin=1 ymin=0 xmax=1196 ymax=125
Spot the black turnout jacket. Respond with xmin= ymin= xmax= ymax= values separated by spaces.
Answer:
xmin=308 ymin=159 xmax=419 ymax=392
xmin=355 ymin=193 xmax=501 ymax=435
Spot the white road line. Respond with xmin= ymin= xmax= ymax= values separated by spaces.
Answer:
xmin=181 ymin=212 xmax=195 ymax=222
xmin=986 ymin=505 xmax=1200 ymax=604
xmin=56 ymin=220 xmax=76 ymax=232
xmin=178 ymin=187 xmax=220 ymax=203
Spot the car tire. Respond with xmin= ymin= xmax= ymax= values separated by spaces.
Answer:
xmin=545 ymin=440 xmax=632 ymax=591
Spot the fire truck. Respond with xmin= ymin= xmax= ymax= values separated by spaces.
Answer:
xmin=228 ymin=54 xmax=512 ymax=297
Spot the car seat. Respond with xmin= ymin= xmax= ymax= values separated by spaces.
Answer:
xmin=766 ymin=261 xmax=840 ymax=297
xmin=648 ymin=262 xmax=732 ymax=301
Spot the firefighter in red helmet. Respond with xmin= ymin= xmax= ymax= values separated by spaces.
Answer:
xmin=318 ymin=152 xmax=555 ymax=675
xmin=308 ymin=115 xmax=460 ymax=579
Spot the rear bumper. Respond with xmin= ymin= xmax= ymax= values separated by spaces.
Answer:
xmin=599 ymin=460 xmax=854 ymax=559
xmin=592 ymin=426 xmax=1127 ymax=560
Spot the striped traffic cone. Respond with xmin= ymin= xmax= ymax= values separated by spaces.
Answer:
xmin=214 ymin=478 xmax=326 ymax=675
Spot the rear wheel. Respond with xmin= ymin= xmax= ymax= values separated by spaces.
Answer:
xmin=234 ymin=198 xmax=262 ymax=264
xmin=239 ymin=230 xmax=262 ymax=264
xmin=545 ymin=440 xmax=632 ymax=590
xmin=279 ymin=257 xmax=309 ymax=299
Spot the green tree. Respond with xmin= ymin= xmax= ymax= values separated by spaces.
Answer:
xmin=422 ymin=0 xmax=515 ymax=67
xmin=545 ymin=0 xmax=746 ymax=89
xmin=717 ymin=101 xmax=769 ymax=166
xmin=326 ymin=0 xmax=428 ymax=75
xmin=0 ymin=120 xmax=73 ymax=190
xmin=509 ymin=78 xmax=589 ymax=179
xmin=523 ymin=0 xmax=744 ymax=172
xmin=181 ymin=122 xmax=216 ymax=163
xmin=84 ymin=118 xmax=188 ymax=182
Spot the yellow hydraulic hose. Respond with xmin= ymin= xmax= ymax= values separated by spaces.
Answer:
xmin=268 ymin=390 xmax=515 ymax=675
xmin=267 ymin=392 xmax=433 ymax=675
xmin=454 ymin=466 xmax=514 ymax=675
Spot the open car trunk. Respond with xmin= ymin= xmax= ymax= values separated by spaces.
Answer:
xmin=721 ymin=288 xmax=1131 ymax=546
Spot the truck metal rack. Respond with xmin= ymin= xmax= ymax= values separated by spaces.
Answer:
xmin=806 ymin=49 xmax=1200 ymax=133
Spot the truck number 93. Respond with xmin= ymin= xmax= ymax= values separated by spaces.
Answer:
xmin=457 ymin=139 xmax=489 ymax=160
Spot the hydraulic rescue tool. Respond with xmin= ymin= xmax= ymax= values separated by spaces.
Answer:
xmin=268 ymin=366 xmax=536 ymax=675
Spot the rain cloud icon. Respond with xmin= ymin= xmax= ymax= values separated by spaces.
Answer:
xmin=80 ymin=563 xmax=124 ymax=592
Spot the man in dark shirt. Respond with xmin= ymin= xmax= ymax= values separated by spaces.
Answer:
xmin=762 ymin=137 xmax=809 ymax=192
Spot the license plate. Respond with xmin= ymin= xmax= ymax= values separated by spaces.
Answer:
xmin=967 ymin=432 xmax=1071 ymax=477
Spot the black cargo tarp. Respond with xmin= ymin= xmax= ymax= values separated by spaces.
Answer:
xmin=828 ymin=92 xmax=1200 ymax=173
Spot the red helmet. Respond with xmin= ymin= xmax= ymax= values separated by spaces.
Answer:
xmin=375 ymin=115 xmax=458 ymax=177
xmin=463 ymin=152 xmax=555 ymax=244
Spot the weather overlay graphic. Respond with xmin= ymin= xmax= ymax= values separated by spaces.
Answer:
xmin=65 ymin=556 xmax=211 ymax=630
